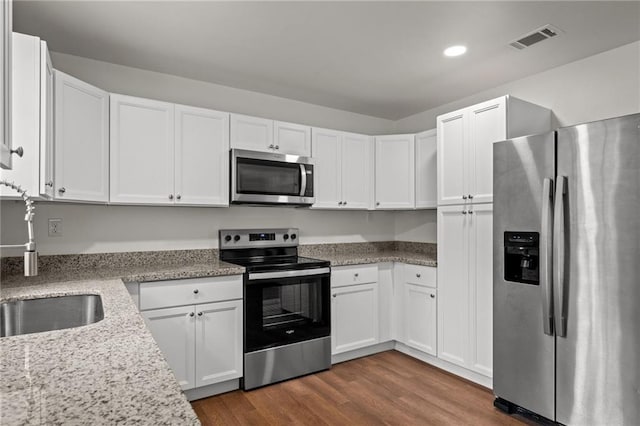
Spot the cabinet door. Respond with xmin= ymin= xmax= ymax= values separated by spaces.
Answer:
xmin=195 ymin=300 xmax=243 ymax=387
xmin=437 ymin=110 xmax=467 ymax=206
xmin=415 ymin=129 xmax=437 ymax=209
xmin=437 ymin=205 xmax=470 ymax=367
xmin=54 ymin=71 xmax=110 ymax=202
xmin=230 ymin=113 xmax=273 ymax=152
xmin=331 ymin=283 xmax=379 ymax=354
xmin=375 ymin=135 xmax=415 ymax=209
xmin=311 ymin=127 xmax=341 ymax=209
xmin=0 ymin=32 xmax=40 ymax=199
xmin=274 ymin=120 xmax=311 ymax=156
xmin=468 ymin=203 xmax=493 ymax=377
xmin=341 ymin=132 xmax=372 ymax=210
xmin=468 ymin=97 xmax=506 ymax=204
xmin=0 ymin=0 xmax=12 ymax=169
xmin=404 ymin=283 xmax=437 ymax=356
xmin=39 ymin=41 xmax=53 ymax=198
xmin=141 ymin=305 xmax=196 ymax=391
xmin=110 ymin=95 xmax=174 ymax=204
xmin=174 ymin=105 xmax=229 ymax=206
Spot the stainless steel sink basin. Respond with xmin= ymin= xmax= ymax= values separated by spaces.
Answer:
xmin=1 ymin=294 xmax=104 ymax=337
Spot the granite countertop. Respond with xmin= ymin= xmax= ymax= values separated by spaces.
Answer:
xmin=317 ymin=250 xmax=437 ymax=267
xmin=0 ymin=279 xmax=200 ymax=425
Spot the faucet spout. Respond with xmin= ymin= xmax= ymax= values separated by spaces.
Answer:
xmin=0 ymin=180 xmax=38 ymax=276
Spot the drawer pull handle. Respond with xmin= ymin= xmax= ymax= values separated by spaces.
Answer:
xmin=193 ymin=289 xmax=199 ymax=294
xmin=416 ymin=273 xmax=421 ymax=278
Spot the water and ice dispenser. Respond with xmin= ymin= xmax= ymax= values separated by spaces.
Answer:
xmin=504 ymin=232 xmax=540 ymax=285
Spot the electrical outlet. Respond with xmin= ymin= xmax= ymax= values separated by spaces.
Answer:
xmin=48 ymin=218 xmax=63 ymax=237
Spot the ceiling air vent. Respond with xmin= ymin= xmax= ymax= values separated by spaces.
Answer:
xmin=510 ymin=25 xmax=562 ymax=50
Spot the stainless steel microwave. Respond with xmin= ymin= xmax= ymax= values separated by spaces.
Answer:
xmin=230 ymin=149 xmax=315 ymax=206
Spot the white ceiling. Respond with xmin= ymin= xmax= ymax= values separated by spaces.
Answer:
xmin=14 ymin=1 xmax=640 ymax=120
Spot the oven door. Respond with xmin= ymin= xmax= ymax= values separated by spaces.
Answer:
xmin=231 ymin=149 xmax=314 ymax=205
xmin=244 ymin=268 xmax=330 ymax=353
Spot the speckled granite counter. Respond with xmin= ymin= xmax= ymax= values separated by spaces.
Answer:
xmin=299 ymin=241 xmax=437 ymax=267
xmin=0 ymin=279 xmax=200 ymax=425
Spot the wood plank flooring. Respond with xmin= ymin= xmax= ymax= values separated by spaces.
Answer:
xmin=192 ymin=350 xmax=525 ymax=425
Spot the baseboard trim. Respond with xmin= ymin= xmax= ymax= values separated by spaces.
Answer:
xmin=394 ymin=342 xmax=493 ymax=389
xmin=331 ymin=340 xmax=395 ymax=364
xmin=184 ymin=379 xmax=240 ymax=401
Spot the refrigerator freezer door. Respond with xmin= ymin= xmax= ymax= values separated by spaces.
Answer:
xmin=493 ymin=132 xmax=555 ymax=420
xmin=555 ymin=113 xmax=640 ymax=425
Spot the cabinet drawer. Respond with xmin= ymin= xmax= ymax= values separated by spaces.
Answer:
xmin=140 ymin=275 xmax=243 ymax=311
xmin=404 ymin=264 xmax=437 ymax=288
xmin=331 ymin=264 xmax=378 ymax=288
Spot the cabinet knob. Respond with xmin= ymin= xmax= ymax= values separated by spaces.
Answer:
xmin=58 ymin=187 xmax=66 ymax=194
xmin=332 ymin=294 xmax=337 ymax=298
xmin=468 ymin=210 xmax=474 ymax=215
xmin=462 ymin=210 xmax=467 ymax=215
xmin=176 ymin=194 xmax=181 ymax=200
xmin=45 ymin=181 xmax=54 ymax=187
xmin=189 ymin=312 xmax=195 ymax=317
xmin=169 ymin=194 xmax=174 ymax=200
xmin=10 ymin=146 xmax=24 ymax=158
xmin=338 ymin=201 xmax=343 ymax=205
xmin=462 ymin=195 xmax=467 ymax=200
xmin=197 ymin=312 xmax=203 ymax=316
xmin=416 ymin=273 xmax=421 ymax=278
xmin=468 ymin=194 xmax=473 ymax=199
xmin=376 ymin=202 xmax=380 ymax=206
xmin=275 ymin=145 xmax=280 ymax=150
xmin=269 ymin=144 xmax=274 ymax=149
xmin=343 ymin=201 xmax=347 ymax=205
xmin=354 ymin=273 xmax=359 ymax=278
xmin=430 ymin=294 xmax=435 ymax=298
xmin=193 ymin=289 xmax=199 ymax=294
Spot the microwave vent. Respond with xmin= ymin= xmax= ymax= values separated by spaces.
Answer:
xmin=510 ymin=25 xmax=562 ymax=50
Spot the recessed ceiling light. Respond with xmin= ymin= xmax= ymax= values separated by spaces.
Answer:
xmin=444 ymin=45 xmax=467 ymax=57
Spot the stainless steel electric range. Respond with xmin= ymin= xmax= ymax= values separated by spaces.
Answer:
xmin=219 ymin=228 xmax=331 ymax=390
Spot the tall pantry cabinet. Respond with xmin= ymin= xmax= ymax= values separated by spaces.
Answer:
xmin=436 ymin=95 xmax=550 ymax=379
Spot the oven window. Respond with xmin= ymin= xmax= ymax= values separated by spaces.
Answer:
xmin=245 ymin=275 xmax=330 ymax=352
xmin=237 ymin=158 xmax=301 ymax=196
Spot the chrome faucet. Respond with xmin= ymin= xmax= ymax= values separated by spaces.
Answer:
xmin=0 ymin=180 xmax=38 ymax=276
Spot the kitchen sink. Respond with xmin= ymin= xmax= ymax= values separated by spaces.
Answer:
xmin=1 ymin=294 xmax=104 ymax=337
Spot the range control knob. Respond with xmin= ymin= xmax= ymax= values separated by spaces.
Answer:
xmin=224 ymin=235 xmax=232 ymax=242
xmin=234 ymin=235 xmax=240 ymax=242
xmin=290 ymin=234 xmax=297 ymax=240
xmin=283 ymin=234 xmax=289 ymax=240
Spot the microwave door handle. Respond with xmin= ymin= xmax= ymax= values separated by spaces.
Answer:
xmin=299 ymin=164 xmax=307 ymax=197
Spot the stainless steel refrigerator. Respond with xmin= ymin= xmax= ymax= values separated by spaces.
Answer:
xmin=493 ymin=113 xmax=640 ymax=425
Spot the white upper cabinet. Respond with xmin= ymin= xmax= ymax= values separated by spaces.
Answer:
xmin=54 ymin=70 xmax=109 ymax=202
xmin=174 ymin=105 xmax=229 ymax=206
xmin=274 ymin=120 xmax=311 ymax=156
xmin=374 ymin=134 xmax=415 ymax=209
xmin=1 ymin=33 xmax=53 ymax=200
xmin=415 ymin=129 xmax=437 ymax=209
xmin=437 ymin=95 xmax=550 ymax=206
xmin=230 ymin=113 xmax=273 ymax=152
xmin=311 ymin=127 xmax=341 ymax=208
xmin=230 ymin=114 xmax=310 ymax=156
xmin=311 ymin=128 xmax=372 ymax=210
xmin=110 ymin=94 xmax=175 ymax=204
xmin=0 ymin=0 xmax=12 ymax=169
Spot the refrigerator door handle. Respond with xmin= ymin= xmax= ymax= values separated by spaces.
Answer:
xmin=540 ymin=178 xmax=554 ymax=336
xmin=554 ymin=176 xmax=568 ymax=337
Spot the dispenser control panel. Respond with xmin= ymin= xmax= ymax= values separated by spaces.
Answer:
xmin=504 ymin=231 xmax=540 ymax=285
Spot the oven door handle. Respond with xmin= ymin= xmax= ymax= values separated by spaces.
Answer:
xmin=299 ymin=164 xmax=307 ymax=197
xmin=248 ymin=267 xmax=330 ymax=281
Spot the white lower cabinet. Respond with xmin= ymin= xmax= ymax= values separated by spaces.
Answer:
xmin=139 ymin=276 xmax=243 ymax=392
xmin=331 ymin=283 xmax=379 ymax=354
xmin=403 ymin=284 xmax=437 ymax=356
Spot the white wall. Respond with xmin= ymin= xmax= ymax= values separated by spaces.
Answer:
xmin=0 ymin=201 xmax=396 ymax=255
xmin=50 ymin=52 xmax=394 ymax=135
xmin=394 ymin=41 xmax=640 ymax=133
xmin=394 ymin=210 xmax=437 ymax=243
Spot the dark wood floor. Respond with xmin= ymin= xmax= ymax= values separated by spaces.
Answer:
xmin=192 ymin=350 xmax=525 ymax=425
